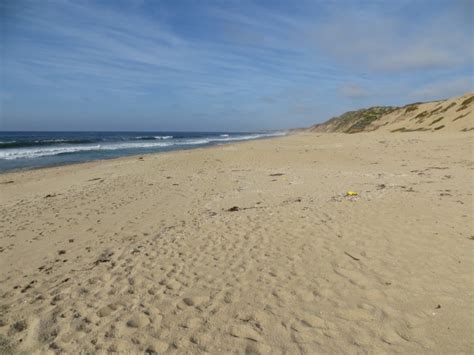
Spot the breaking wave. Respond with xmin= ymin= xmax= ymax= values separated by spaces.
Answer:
xmin=0 ymin=132 xmax=286 ymax=160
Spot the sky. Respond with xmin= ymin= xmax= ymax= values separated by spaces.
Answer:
xmin=1 ymin=0 xmax=473 ymax=131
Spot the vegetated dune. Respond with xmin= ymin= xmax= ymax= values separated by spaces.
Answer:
xmin=310 ymin=92 xmax=474 ymax=133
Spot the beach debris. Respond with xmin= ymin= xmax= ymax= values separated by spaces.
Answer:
xmin=95 ymin=249 xmax=114 ymax=264
xmin=20 ymin=280 xmax=37 ymax=293
xmin=269 ymin=173 xmax=285 ymax=177
xmin=44 ymin=194 xmax=56 ymax=198
xmin=87 ymin=177 xmax=102 ymax=181
xmin=131 ymin=245 xmax=144 ymax=255
xmin=50 ymin=293 xmax=62 ymax=305
xmin=145 ymin=346 xmax=158 ymax=355
xmin=10 ymin=320 xmax=27 ymax=333
xmin=282 ymin=197 xmax=302 ymax=204
xmin=344 ymin=191 xmax=360 ymax=201
xmin=226 ymin=204 xmax=265 ymax=212
xmin=435 ymin=305 xmax=441 ymax=309
xmin=183 ymin=298 xmax=195 ymax=306
xmin=58 ymin=250 xmax=66 ymax=255
xmin=344 ymin=251 xmax=360 ymax=261
xmin=0 ymin=180 xmax=14 ymax=184
xmin=376 ymin=184 xmax=386 ymax=190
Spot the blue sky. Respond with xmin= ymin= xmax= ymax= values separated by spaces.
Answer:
xmin=1 ymin=0 xmax=473 ymax=131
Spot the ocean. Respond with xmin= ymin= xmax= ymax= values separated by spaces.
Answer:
xmin=0 ymin=131 xmax=285 ymax=172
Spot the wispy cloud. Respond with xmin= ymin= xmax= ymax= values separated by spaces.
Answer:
xmin=308 ymin=1 xmax=472 ymax=73
xmin=1 ymin=0 xmax=472 ymax=130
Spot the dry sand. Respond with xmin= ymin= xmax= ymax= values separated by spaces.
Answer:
xmin=0 ymin=131 xmax=473 ymax=354
xmin=372 ymin=93 xmax=473 ymax=133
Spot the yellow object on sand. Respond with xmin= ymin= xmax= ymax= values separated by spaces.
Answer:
xmin=346 ymin=191 xmax=358 ymax=196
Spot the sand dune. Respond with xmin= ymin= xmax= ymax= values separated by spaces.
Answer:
xmin=0 ymin=131 xmax=473 ymax=354
xmin=311 ymin=92 xmax=474 ymax=133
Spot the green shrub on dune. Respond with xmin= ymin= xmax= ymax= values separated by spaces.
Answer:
xmin=460 ymin=95 xmax=474 ymax=106
xmin=404 ymin=105 xmax=419 ymax=114
xmin=323 ymin=106 xmax=397 ymax=133
xmin=429 ymin=117 xmax=444 ymax=126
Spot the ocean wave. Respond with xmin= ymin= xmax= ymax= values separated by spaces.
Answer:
xmin=131 ymin=135 xmax=173 ymax=141
xmin=104 ymin=142 xmax=173 ymax=150
xmin=133 ymin=136 xmax=156 ymax=140
xmin=212 ymin=132 xmax=285 ymax=142
xmin=177 ymin=139 xmax=211 ymax=145
xmin=0 ymin=139 xmax=98 ymax=149
xmin=214 ymin=134 xmax=260 ymax=142
xmin=0 ymin=145 xmax=103 ymax=160
xmin=0 ymin=142 xmax=173 ymax=160
xmin=174 ymin=133 xmax=284 ymax=145
xmin=0 ymin=132 xmax=286 ymax=160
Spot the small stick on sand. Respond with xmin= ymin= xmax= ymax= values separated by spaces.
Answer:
xmin=344 ymin=251 xmax=360 ymax=261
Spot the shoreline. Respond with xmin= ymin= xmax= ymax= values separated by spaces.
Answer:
xmin=0 ymin=132 xmax=288 ymax=176
xmin=1 ymin=131 xmax=472 ymax=353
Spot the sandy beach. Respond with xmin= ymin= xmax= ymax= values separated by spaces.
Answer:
xmin=0 ymin=131 xmax=473 ymax=354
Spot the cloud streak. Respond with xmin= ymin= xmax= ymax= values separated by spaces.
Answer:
xmin=1 ymin=0 xmax=472 ymax=130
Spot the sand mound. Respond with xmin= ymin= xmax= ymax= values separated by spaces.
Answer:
xmin=310 ymin=92 xmax=474 ymax=133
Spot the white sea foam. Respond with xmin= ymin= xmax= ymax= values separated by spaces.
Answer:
xmin=104 ymin=142 xmax=173 ymax=150
xmin=212 ymin=132 xmax=285 ymax=142
xmin=0 ymin=145 xmax=102 ymax=160
xmin=0 ymin=142 xmax=173 ymax=160
xmin=177 ymin=139 xmax=211 ymax=145
xmin=133 ymin=135 xmax=173 ymax=140
xmin=0 ymin=132 xmax=286 ymax=160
